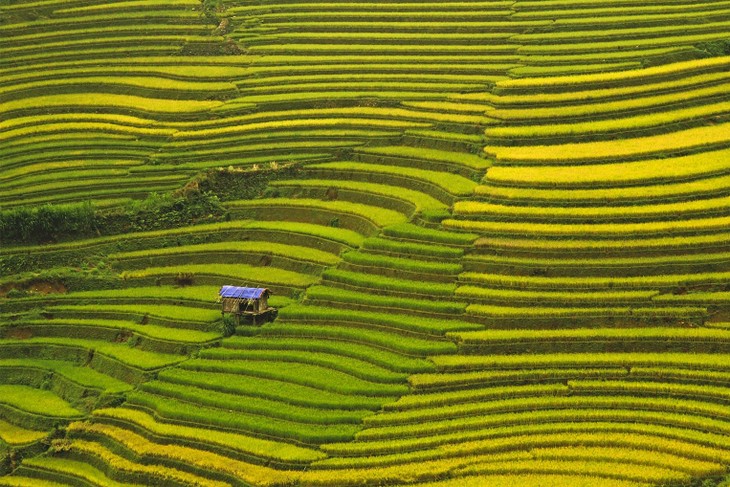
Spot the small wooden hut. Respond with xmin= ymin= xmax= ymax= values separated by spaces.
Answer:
xmin=219 ymin=285 xmax=272 ymax=325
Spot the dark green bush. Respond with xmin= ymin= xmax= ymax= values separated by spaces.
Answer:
xmin=1 ymin=185 xmax=228 ymax=244
xmin=0 ymin=448 xmax=11 ymax=476
xmin=193 ymin=164 xmax=300 ymax=202
xmin=220 ymin=315 xmax=237 ymax=337
xmin=0 ymin=202 xmax=95 ymax=244
xmin=5 ymin=289 xmax=28 ymax=299
xmin=98 ymin=189 xmax=224 ymax=235
xmin=697 ymin=39 xmax=730 ymax=57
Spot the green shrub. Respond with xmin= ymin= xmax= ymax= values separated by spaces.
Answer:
xmin=0 ymin=202 xmax=95 ymax=244
xmin=0 ymin=191 xmax=229 ymax=245
xmin=697 ymin=39 xmax=730 ymax=57
xmin=103 ymin=190 xmax=225 ymax=234
xmin=220 ymin=316 xmax=236 ymax=337
xmin=190 ymin=164 xmax=300 ymax=202
xmin=5 ymin=289 xmax=28 ymax=299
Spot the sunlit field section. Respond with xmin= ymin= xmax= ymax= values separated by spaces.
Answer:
xmin=0 ymin=0 xmax=251 ymax=210
xmin=431 ymin=35 xmax=730 ymax=486
xmin=2 ymin=0 xmax=730 ymax=486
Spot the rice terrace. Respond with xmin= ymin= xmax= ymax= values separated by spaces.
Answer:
xmin=2 ymin=0 xmax=730 ymax=485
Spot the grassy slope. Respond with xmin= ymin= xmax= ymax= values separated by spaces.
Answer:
xmin=1 ymin=1 xmax=730 ymax=486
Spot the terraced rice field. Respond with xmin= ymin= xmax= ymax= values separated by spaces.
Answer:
xmin=1 ymin=0 xmax=730 ymax=486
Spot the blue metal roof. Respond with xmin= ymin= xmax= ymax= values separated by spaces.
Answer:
xmin=219 ymin=286 xmax=268 ymax=299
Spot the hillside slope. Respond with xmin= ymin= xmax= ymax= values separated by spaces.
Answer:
xmin=2 ymin=1 xmax=730 ymax=486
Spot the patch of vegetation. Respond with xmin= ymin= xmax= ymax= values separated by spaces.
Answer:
xmin=191 ymin=163 xmax=300 ymax=202
xmin=696 ymin=39 xmax=730 ymax=57
xmin=1 ymin=189 xmax=225 ymax=245
xmin=0 ymin=202 xmax=96 ymax=245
